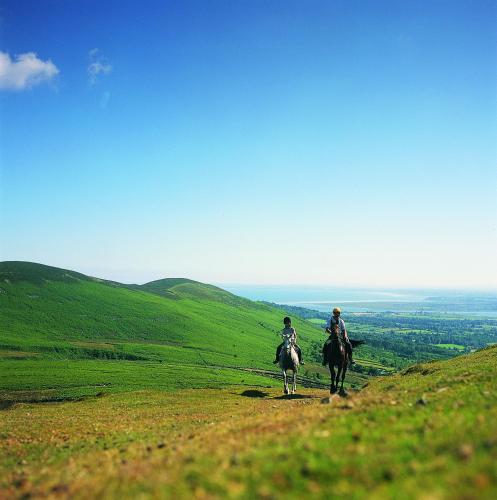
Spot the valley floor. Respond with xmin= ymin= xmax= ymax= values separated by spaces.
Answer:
xmin=2 ymin=346 xmax=497 ymax=499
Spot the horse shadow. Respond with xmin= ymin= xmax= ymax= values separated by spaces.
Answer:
xmin=273 ymin=394 xmax=316 ymax=400
xmin=239 ymin=389 xmax=270 ymax=398
xmin=0 ymin=400 xmax=16 ymax=410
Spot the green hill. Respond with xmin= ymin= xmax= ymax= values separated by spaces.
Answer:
xmin=138 ymin=277 xmax=244 ymax=303
xmin=0 ymin=261 xmax=367 ymax=401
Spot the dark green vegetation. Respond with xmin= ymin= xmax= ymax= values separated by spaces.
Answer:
xmin=0 ymin=261 xmax=369 ymax=403
xmin=267 ymin=302 xmax=497 ymax=374
xmin=2 ymin=345 xmax=496 ymax=498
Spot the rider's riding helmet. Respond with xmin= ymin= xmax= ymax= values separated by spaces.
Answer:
xmin=333 ymin=307 xmax=341 ymax=315
xmin=283 ymin=316 xmax=291 ymax=325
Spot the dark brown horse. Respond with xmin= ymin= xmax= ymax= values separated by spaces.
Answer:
xmin=324 ymin=327 xmax=364 ymax=396
xmin=324 ymin=324 xmax=349 ymax=395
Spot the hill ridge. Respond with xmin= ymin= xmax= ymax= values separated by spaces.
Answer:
xmin=0 ymin=260 xmax=94 ymax=284
xmin=0 ymin=261 xmax=240 ymax=302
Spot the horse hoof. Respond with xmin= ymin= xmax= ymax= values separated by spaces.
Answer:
xmin=339 ymin=389 xmax=348 ymax=397
xmin=330 ymin=387 xmax=337 ymax=394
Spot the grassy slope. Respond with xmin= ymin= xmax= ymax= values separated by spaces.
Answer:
xmin=1 ymin=346 xmax=495 ymax=499
xmin=0 ymin=262 xmax=367 ymax=400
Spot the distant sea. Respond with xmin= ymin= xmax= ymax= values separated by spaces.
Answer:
xmin=221 ymin=285 xmax=497 ymax=317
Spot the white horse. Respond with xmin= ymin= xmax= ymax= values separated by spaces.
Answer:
xmin=279 ymin=333 xmax=299 ymax=394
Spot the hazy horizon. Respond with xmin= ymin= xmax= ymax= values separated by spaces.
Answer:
xmin=5 ymin=259 xmax=497 ymax=293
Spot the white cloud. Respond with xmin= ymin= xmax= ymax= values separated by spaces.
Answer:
xmin=87 ymin=48 xmax=112 ymax=84
xmin=0 ymin=51 xmax=59 ymax=91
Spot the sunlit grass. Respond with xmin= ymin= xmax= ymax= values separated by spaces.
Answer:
xmin=1 ymin=346 xmax=495 ymax=498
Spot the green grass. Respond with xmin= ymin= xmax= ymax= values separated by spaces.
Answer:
xmin=0 ymin=359 xmax=278 ymax=403
xmin=354 ymin=357 xmax=396 ymax=372
xmin=435 ymin=343 xmax=466 ymax=350
xmin=1 ymin=346 xmax=495 ymax=498
xmin=307 ymin=318 xmax=326 ymax=325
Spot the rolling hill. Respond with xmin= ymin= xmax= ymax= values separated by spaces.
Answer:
xmin=0 ymin=261 xmax=368 ymax=401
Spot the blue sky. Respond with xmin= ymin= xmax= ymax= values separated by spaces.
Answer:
xmin=1 ymin=0 xmax=496 ymax=287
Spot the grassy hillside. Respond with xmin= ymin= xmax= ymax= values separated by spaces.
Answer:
xmin=0 ymin=261 xmax=367 ymax=401
xmin=1 ymin=345 xmax=495 ymax=498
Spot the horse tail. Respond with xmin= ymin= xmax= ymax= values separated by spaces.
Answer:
xmin=350 ymin=339 xmax=365 ymax=348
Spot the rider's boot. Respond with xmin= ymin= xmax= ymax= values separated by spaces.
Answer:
xmin=297 ymin=347 xmax=305 ymax=365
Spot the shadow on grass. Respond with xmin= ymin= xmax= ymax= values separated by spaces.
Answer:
xmin=0 ymin=391 xmax=108 ymax=409
xmin=273 ymin=393 xmax=316 ymax=400
xmin=0 ymin=400 xmax=16 ymax=410
xmin=239 ymin=390 xmax=270 ymax=398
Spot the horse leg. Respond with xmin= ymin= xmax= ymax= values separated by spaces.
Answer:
xmin=292 ymin=370 xmax=297 ymax=394
xmin=283 ymin=370 xmax=288 ymax=394
xmin=329 ymin=365 xmax=337 ymax=394
xmin=339 ymin=359 xmax=348 ymax=396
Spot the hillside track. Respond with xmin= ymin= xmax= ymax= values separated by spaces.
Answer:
xmin=197 ymin=363 xmax=331 ymax=389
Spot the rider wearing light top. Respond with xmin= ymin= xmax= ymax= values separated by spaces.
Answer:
xmin=322 ymin=307 xmax=354 ymax=366
xmin=273 ymin=316 xmax=304 ymax=365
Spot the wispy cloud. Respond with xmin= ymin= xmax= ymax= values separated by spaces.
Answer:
xmin=87 ymin=48 xmax=112 ymax=84
xmin=0 ymin=51 xmax=59 ymax=91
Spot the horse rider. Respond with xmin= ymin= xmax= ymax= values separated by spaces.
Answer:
xmin=322 ymin=307 xmax=354 ymax=366
xmin=273 ymin=316 xmax=305 ymax=365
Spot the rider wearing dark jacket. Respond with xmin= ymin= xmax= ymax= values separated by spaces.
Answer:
xmin=273 ymin=316 xmax=304 ymax=365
